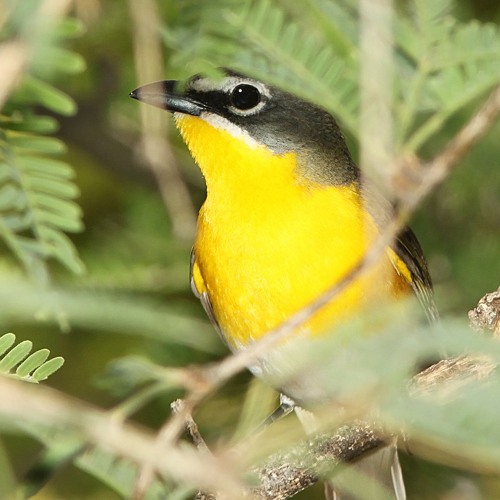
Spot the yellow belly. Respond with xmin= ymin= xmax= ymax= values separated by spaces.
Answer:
xmin=177 ymin=115 xmax=409 ymax=349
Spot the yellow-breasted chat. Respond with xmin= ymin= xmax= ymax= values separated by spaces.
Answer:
xmin=131 ymin=70 xmax=437 ymax=499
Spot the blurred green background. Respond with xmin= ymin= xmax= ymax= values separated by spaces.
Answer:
xmin=0 ymin=0 xmax=499 ymax=498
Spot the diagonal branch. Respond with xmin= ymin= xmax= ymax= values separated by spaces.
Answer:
xmin=395 ymin=84 xmax=500 ymax=212
xmin=191 ymin=286 xmax=500 ymax=499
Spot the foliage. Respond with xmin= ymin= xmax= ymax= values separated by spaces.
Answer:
xmin=165 ymin=0 xmax=500 ymax=153
xmin=0 ymin=332 xmax=64 ymax=382
xmin=0 ymin=8 xmax=85 ymax=279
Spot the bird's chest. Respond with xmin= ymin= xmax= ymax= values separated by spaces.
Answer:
xmin=194 ymin=183 xmax=392 ymax=349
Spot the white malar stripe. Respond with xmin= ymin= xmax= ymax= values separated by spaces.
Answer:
xmin=200 ymin=111 xmax=260 ymax=149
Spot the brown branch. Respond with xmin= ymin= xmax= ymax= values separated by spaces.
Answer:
xmin=246 ymin=285 xmax=500 ymax=499
xmin=0 ymin=377 xmax=244 ymax=499
xmin=182 ymin=285 xmax=500 ymax=499
xmin=395 ymin=84 xmax=500 ymax=211
xmin=468 ymin=286 xmax=500 ymax=336
xmin=186 ymin=351 xmax=497 ymax=499
xmin=171 ymin=399 xmax=211 ymax=453
xmin=249 ymin=423 xmax=386 ymax=500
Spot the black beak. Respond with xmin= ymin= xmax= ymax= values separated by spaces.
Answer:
xmin=129 ymin=80 xmax=204 ymax=116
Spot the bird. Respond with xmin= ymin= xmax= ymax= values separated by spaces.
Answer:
xmin=130 ymin=70 xmax=437 ymax=499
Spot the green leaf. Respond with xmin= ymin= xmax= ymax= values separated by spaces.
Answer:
xmin=18 ymin=155 xmax=74 ymax=178
xmin=394 ymin=0 xmax=500 ymax=151
xmin=32 ymin=227 xmax=84 ymax=272
xmin=77 ymin=447 xmax=174 ymax=499
xmin=0 ymin=340 xmax=33 ymax=372
xmin=17 ymin=77 xmax=77 ymax=116
xmin=3 ymin=214 xmax=31 ymax=232
xmin=0 ymin=332 xmax=64 ymax=383
xmin=0 ymin=3 xmax=84 ymax=280
xmin=37 ymin=47 xmax=86 ymax=75
xmin=31 ymin=193 xmax=81 ymax=219
xmin=52 ymin=17 xmax=86 ymax=39
xmin=32 ymin=357 xmax=65 ymax=381
xmin=0 ymin=151 xmax=83 ymax=273
xmin=0 ymin=334 xmax=16 ymax=357
xmin=36 ymin=210 xmax=83 ymax=233
xmin=15 ymin=349 xmax=50 ymax=377
xmin=16 ymin=236 xmax=46 ymax=256
xmin=0 ymin=115 xmax=59 ymax=134
xmin=0 ymin=185 xmax=24 ymax=211
xmin=9 ymin=134 xmax=67 ymax=155
xmin=26 ymin=175 xmax=79 ymax=198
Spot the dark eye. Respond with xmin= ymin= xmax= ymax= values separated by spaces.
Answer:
xmin=229 ymin=84 xmax=262 ymax=110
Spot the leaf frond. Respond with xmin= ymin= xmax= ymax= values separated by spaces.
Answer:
xmin=0 ymin=332 xmax=64 ymax=383
xmin=166 ymin=0 xmax=500 ymax=155
xmin=0 ymin=13 xmax=85 ymax=276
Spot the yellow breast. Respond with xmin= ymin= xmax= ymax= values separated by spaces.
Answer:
xmin=177 ymin=115 xmax=408 ymax=349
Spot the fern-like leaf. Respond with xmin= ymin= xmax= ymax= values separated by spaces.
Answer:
xmin=231 ymin=0 xmax=359 ymax=133
xmin=167 ymin=0 xmax=499 ymax=156
xmin=165 ymin=0 xmax=357 ymax=130
xmin=0 ymin=15 xmax=85 ymax=276
xmin=0 ymin=332 xmax=64 ymax=383
xmin=395 ymin=0 xmax=500 ymax=150
xmin=78 ymin=447 xmax=176 ymax=499
xmin=20 ymin=424 xmax=176 ymax=499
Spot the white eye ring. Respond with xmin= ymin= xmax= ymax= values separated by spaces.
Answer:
xmin=189 ymin=75 xmax=271 ymax=116
xmin=229 ymin=84 xmax=262 ymax=110
xmin=227 ymin=80 xmax=270 ymax=116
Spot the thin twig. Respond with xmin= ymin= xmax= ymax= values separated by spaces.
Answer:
xmin=247 ymin=356 xmax=498 ymax=499
xmin=0 ymin=377 xmax=243 ymax=498
xmin=132 ymin=396 xmax=199 ymax=499
xmin=171 ymin=398 xmax=211 ymax=453
xmin=132 ymin=364 xmax=215 ymax=498
xmin=396 ymin=84 xmax=500 ymax=211
xmin=169 ymin=322 xmax=500 ymax=500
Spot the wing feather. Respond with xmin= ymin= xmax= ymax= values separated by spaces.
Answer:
xmin=190 ymin=249 xmax=226 ymax=342
xmin=392 ymin=226 xmax=439 ymax=323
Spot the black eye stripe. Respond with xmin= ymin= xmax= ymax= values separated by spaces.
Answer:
xmin=229 ymin=84 xmax=262 ymax=110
